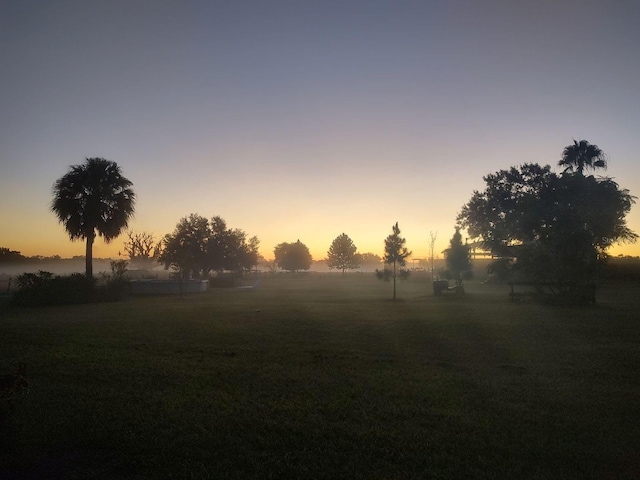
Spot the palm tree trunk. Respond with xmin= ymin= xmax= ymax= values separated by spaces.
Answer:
xmin=85 ymin=233 xmax=94 ymax=279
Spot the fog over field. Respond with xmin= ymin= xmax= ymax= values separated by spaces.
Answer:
xmin=0 ymin=259 xmax=391 ymax=277
xmin=0 ymin=256 xmax=481 ymax=283
xmin=0 ymin=259 xmax=122 ymax=277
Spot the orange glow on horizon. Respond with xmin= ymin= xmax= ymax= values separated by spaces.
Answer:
xmin=5 ymin=230 xmax=640 ymax=262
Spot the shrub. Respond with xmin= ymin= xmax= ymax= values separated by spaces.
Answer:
xmin=11 ymin=268 xmax=130 ymax=307
xmin=97 ymin=260 xmax=132 ymax=300
xmin=12 ymin=272 xmax=94 ymax=306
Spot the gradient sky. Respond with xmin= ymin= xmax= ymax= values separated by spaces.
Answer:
xmin=2 ymin=0 xmax=639 ymax=263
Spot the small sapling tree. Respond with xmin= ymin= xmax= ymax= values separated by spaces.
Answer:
xmin=376 ymin=222 xmax=411 ymax=300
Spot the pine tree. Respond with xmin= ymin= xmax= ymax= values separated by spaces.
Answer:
xmin=446 ymin=227 xmax=471 ymax=288
xmin=377 ymin=222 xmax=411 ymax=300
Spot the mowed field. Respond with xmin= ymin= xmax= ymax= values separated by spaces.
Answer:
xmin=1 ymin=273 xmax=640 ymax=479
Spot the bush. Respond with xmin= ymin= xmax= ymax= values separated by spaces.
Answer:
xmin=12 ymin=272 xmax=94 ymax=306
xmin=97 ymin=260 xmax=132 ymax=300
xmin=11 ymin=269 xmax=130 ymax=307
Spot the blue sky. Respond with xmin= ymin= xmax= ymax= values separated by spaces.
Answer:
xmin=1 ymin=0 xmax=639 ymax=261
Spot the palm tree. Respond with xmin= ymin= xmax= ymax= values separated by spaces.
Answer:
xmin=51 ymin=158 xmax=135 ymax=279
xmin=558 ymin=139 xmax=607 ymax=175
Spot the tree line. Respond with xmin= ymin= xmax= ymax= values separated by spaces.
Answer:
xmin=42 ymin=139 xmax=637 ymax=302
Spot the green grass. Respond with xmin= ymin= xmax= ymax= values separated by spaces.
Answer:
xmin=1 ymin=273 xmax=640 ymax=479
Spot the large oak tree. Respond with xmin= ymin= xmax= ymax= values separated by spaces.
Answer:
xmin=274 ymin=240 xmax=312 ymax=273
xmin=457 ymin=143 xmax=637 ymax=298
xmin=158 ymin=214 xmax=259 ymax=278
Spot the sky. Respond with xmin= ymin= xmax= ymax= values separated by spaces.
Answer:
xmin=1 ymin=0 xmax=640 ymax=263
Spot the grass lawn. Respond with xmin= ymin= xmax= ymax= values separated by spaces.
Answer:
xmin=1 ymin=273 xmax=640 ymax=479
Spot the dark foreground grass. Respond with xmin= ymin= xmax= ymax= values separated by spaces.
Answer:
xmin=1 ymin=273 xmax=640 ymax=479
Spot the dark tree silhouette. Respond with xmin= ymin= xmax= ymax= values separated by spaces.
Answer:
xmin=445 ymin=227 xmax=471 ymax=288
xmin=158 ymin=214 xmax=210 ymax=278
xmin=123 ymin=230 xmax=157 ymax=269
xmin=211 ymin=217 xmax=259 ymax=274
xmin=326 ymin=233 xmax=360 ymax=275
xmin=558 ymin=139 xmax=607 ymax=175
xmin=274 ymin=240 xmax=312 ymax=273
xmin=377 ymin=222 xmax=411 ymax=300
xmin=51 ymin=158 xmax=135 ymax=279
xmin=0 ymin=248 xmax=26 ymax=263
xmin=458 ymin=148 xmax=637 ymax=300
xmin=158 ymin=214 xmax=259 ymax=278
xmin=457 ymin=163 xmax=555 ymax=257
